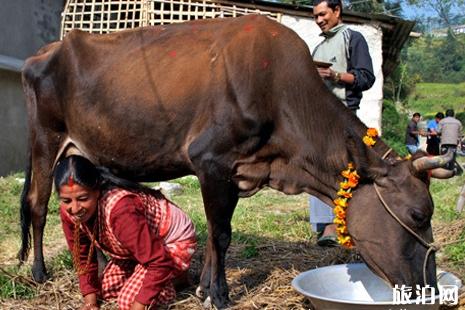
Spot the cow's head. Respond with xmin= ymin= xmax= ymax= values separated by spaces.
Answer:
xmin=345 ymin=138 xmax=454 ymax=290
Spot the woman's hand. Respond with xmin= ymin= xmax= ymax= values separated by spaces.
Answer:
xmin=80 ymin=304 xmax=99 ymax=310
xmin=130 ymin=300 xmax=147 ymax=310
xmin=80 ymin=293 xmax=99 ymax=310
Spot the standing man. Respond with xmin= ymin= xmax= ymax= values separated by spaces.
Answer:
xmin=309 ymin=0 xmax=375 ymax=246
xmin=405 ymin=112 xmax=424 ymax=155
xmin=426 ymin=112 xmax=444 ymax=155
xmin=312 ymin=0 xmax=375 ymax=112
xmin=438 ymin=109 xmax=463 ymax=170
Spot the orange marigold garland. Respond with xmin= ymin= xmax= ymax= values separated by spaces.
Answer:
xmin=362 ymin=128 xmax=378 ymax=147
xmin=333 ymin=128 xmax=378 ymax=248
xmin=333 ymin=163 xmax=359 ymax=248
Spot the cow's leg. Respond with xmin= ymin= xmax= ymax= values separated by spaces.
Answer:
xmin=27 ymin=162 xmax=54 ymax=281
xmin=197 ymin=174 xmax=239 ymax=309
xmin=27 ymin=134 xmax=61 ymax=282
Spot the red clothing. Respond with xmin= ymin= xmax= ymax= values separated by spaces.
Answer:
xmin=60 ymin=189 xmax=196 ymax=306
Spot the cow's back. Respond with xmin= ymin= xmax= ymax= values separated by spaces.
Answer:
xmin=23 ymin=15 xmax=330 ymax=181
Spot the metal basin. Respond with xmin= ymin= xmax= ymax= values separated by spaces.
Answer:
xmin=292 ymin=263 xmax=462 ymax=310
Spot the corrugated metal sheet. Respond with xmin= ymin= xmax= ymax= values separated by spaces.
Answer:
xmin=0 ymin=54 xmax=24 ymax=73
xmin=380 ymin=18 xmax=415 ymax=76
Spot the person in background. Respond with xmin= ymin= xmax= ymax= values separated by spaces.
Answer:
xmin=309 ymin=0 xmax=375 ymax=246
xmin=405 ymin=112 xmax=425 ymax=155
xmin=55 ymin=155 xmax=197 ymax=310
xmin=438 ymin=109 xmax=463 ymax=170
xmin=426 ymin=112 xmax=444 ymax=155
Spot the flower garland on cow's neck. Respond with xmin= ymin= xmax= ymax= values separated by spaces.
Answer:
xmin=333 ymin=128 xmax=378 ymax=248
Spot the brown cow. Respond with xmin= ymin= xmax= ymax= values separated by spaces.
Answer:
xmin=19 ymin=15 xmax=453 ymax=308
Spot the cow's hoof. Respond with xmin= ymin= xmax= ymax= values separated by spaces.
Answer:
xmin=203 ymin=296 xmax=212 ymax=309
xmin=31 ymin=263 xmax=48 ymax=283
xmin=196 ymin=285 xmax=209 ymax=299
xmin=200 ymin=293 xmax=230 ymax=309
xmin=31 ymin=269 xmax=48 ymax=283
xmin=210 ymin=296 xmax=229 ymax=309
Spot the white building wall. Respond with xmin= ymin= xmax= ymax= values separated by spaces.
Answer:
xmin=281 ymin=15 xmax=384 ymax=132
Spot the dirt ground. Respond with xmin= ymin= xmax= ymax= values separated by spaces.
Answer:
xmin=1 ymin=220 xmax=464 ymax=310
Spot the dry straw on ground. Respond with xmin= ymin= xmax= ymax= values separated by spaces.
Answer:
xmin=1 ymin=221 xmax=464 ymax=309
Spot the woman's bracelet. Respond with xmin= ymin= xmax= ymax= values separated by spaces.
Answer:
xmin=84 ymin=303 xmax=98 ymax=309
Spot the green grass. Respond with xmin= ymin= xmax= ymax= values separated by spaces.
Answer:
xmin=0 ymin=174 xmax=312 ymax=300
xmin=0 ymin=269 xmax=36 ymax=299
xmin=430 ymin=177 xmax=464 ymax=222
xmin=0 ymin=171 xmax=463 ymax=300
xmin=404 ymin=82 xmax=465 ymax=267
xmin=429 ymin=157 xmax=465 ymax=273
xmin=166 ymin=176 xmax=312 ymax=245
xmin=407 ymin=82 xmax=465 ymax=118
xmin=444 ymin=228 xmax=465 ymax=265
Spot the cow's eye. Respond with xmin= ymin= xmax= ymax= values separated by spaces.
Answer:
xmin=410 ymin=209 xmax=428 ymax=227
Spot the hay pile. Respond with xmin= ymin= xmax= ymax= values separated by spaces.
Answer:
xmin=169 ymin=241 xmax=360 ymax=310
xmin=1 ymin=241 xmax=359 ymax=309
xmin=1 ymin=220 xmax=464 ymax=309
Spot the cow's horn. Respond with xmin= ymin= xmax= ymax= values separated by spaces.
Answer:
xmin=412 ymin=149 xmax=454 ymax=172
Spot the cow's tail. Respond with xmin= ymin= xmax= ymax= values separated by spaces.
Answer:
xmin=18 ymin=150 xmax=32 ymax=264
xmin=17 ymin=66 xmax=36 ymax=265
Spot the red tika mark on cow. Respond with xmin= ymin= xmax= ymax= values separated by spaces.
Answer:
xmin=68 ymin=175 xmax=74 ymax=188
xmin=262 ymin=59 xmax=270 ymax=69
xmin=190 ymin=25 xmax=200 ymax=33
xmin=243 ymin=24 xmax=254 ymax=32
xmin=169 ymin=50 xmax=177 ymax=58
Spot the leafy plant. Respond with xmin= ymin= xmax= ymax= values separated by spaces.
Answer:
xmin=382 ymin=100 xmax=409 ymax=156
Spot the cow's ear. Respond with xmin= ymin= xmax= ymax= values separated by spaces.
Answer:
xmin=345 ymin=129 xmax=388 ymax=181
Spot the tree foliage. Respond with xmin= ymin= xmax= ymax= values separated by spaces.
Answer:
xmin=382 ymin=100 xmax=409 ymax=155
xmin=345 ymin=0 xmax=402 ymax=15
xmin=407 ymin=32 xmax=465 ymax=83
xmin=277 ymin=0 xmax=311 ymax=5
xmin=406 ymin=0 xmax=465 ymax=28
xmin=384 ymin=60 xmax=421 ymax=104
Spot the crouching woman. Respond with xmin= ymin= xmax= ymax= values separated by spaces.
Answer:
xmin=54 ymin=155 xmax=197 ymax=310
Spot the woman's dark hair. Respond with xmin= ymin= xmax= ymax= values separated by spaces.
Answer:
xmin=54 ymin=156 xmax=100 ymax=192
xmin=313 ymin=0 xmax=343 ymax=13
xmin=54 ymin=155 xmax=160 ymax=196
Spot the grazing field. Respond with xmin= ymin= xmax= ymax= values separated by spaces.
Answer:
xmin=408 ymin=82 xmax=465 ymax=118
xmin=0 ymin=172 xmax=464 ymax=309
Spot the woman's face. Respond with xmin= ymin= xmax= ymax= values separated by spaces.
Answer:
xmin=59 ymin=183 xmax=100 ymax=223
